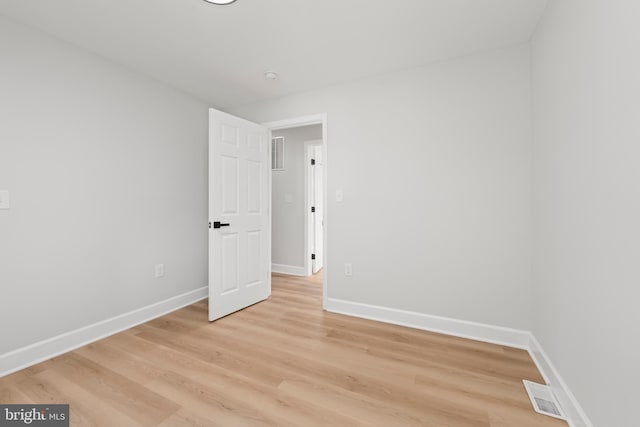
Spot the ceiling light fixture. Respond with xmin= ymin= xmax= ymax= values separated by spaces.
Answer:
xmin=264 ymin=71 xmax=279 ymax=80
xmin=203 ymin=0 xmax=237 ymax=4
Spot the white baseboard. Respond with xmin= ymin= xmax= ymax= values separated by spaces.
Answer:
xmin=0 ymin=286 xmax=208 ymax=378
xmin=0 ymin=285 xmax=593 ymax=427
xmin=325 ymin=297 xmax=593 ymax=427
xmin=325 ymin=297 xmax=531 ymax=349
xmin=271 ymin=263 xmax=307 ymax=276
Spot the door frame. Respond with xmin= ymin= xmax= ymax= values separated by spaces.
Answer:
xmin=263 ymin=114 xmax=328 ymax=309
xmin=305 ymin=139 xmax=323 ymax=276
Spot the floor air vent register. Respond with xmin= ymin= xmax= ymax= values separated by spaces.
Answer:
xmin=522 ymin=380 xmax=566 ymax=420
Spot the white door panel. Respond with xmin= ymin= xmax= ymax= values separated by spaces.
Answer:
xmin=313 ymin=146 xmax=324 ymax=273
xmin=209 ymin=109 xmax=270 ymax=321
xmin=309 ymin=144 xmax=324 ymax=274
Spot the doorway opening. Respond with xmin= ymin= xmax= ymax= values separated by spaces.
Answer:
xmin=264 ymin=114 xmax=328 ymax=307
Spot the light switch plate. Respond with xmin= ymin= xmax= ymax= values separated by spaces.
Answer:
xmin=344 ymin=263 xmax=353 ymax=277
xmin=155 ymin=264 xmax=164 ymax=278
xmin=336 ymin=189 xmax=344 ymax=203
xmin=0 ymin=190 xmax=9 ymax=209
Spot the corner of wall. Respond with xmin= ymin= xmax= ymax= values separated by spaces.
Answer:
xmin=527 ymin=334 xmax=595 ymax=427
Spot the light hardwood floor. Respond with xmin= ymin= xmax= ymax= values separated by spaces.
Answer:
xmin=1 ymin=273 xmax=567 ymax=426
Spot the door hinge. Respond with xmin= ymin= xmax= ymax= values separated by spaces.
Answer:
xmin=311 ymin=158 xmax=316 ymax=166
xmin=311 ymin=206 xmax=315 ymax=213
xmin=311 ymin=254 xmax=316 ymax=260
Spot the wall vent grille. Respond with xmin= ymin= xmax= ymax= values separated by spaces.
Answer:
xmin=523 ymin=380 xmax=566 ymax=420
xmin=272 ymin=137 xmax=285 ymax=170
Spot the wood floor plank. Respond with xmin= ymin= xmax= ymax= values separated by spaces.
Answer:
xmin=49 ymin=353 xmax=179 ymax=425
xmin=278 ymin=378 xmax=429 ymax=427
xmin=157 ymin=409 xmax=224 ymax=427
xmin=0 ymin=384 xmax=34 ymax=404
xmin=73 ymin=341 xmax=164 ymax=386
xmin=0 ymin=272 xmax=566 ymax=427
xmin=147 ymin=371 xmax=277 ymax=427
xmin=15 ymin=368 xmax=139 ymax=426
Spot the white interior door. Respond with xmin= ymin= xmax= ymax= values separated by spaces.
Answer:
xmin=312 ymin=145 xmax=324 ymax=273
xmin=209 ymin=109 xmax=270 ymax=321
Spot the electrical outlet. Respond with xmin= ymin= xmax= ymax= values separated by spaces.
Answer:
xmin=344 ymin=263 xmax=352 ymax=277
xmin=155 ymin=264 xmax=164 ymax=278
xmin=0 ymin=190 xmax=9 ymax=209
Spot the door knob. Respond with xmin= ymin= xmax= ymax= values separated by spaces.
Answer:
xmin=210 ymin=221 xmax=230 ymax=229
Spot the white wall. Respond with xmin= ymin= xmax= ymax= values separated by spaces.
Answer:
xmin=0 ymin=17 xmax=208 ymax=354
xmin=532 ymin=1 xmax=640 ymax=426
xmin=232 ymin=46 xmax=533 ymax=330
xmin=271 ymin=125 xmax=322 ymax=270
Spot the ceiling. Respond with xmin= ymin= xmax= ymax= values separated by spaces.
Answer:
xmin=0 ymin=0 xmax=548 ymax=109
